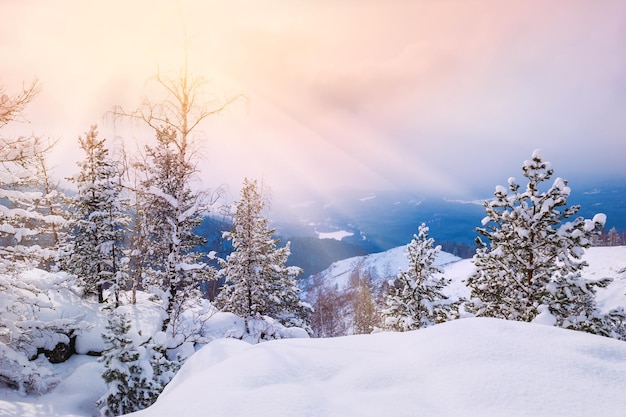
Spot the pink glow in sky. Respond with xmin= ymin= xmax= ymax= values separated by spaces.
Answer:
xmin=2 ymin=0 xmax=625 ymax=201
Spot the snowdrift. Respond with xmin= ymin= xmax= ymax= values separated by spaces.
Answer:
xmin=131 ymin=318 xmax=626 ymax=417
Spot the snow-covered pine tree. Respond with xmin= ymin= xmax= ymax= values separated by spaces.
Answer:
xmin=268 ymin=233 xmax=312 ymax=332
xmin=98 ymin=312 xmax=181 ymax=416
xmin=113 ymin=64 xmax=230 ymax=335
xmin=143 ymin=335 xmax=180 ymax=399
xmin=131 ymin=125 xmax=211 ymax=334
xmin=215 ymin=178 xmax=311 ymax=334
xmin=600 ymin=307 xmax=626 ymax=341
xmin=382 ymin=223 xmax=452 ymax=331
xmin=67 ymin=126 xmax=130 ymax=305
xmin=465 ymin=150 xmax=609 ymax=333
xmin=97 ymin=312 xmax=153 ymax=416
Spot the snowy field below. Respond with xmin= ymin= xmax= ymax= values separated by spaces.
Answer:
xmin=0 ymin=319 xmax=626 ymax=417
xmin=2 ymin=318 xmax=626 ymax=417
xmin=134 ymin=318 xmax=626 ymax=417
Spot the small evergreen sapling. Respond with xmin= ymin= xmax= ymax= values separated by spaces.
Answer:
xmin=131 ymin=125 xmax=211 ymax=334
xmin=98 ymin=312 xmax=150 ymax=416
xmin=382 ymin=223 xmax=453 ymax=331
xmin=98 ymin=312 xmax=181 ymax=416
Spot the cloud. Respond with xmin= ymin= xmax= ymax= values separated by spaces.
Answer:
xmin=2 ymin=0 xmax=625 ymax=201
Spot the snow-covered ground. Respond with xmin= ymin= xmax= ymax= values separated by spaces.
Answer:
xmin=1 ymin=246 xmax=625 ymax=417
xmin=581 ymin=247 xmax=626 ymax=311
xmin=129 ymin=318 xmax=626 ymax=417
xmin=4 ymin=318 xmax=626 ymax=417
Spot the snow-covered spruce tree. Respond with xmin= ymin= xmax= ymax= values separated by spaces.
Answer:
xmin=215 ymin=178 xmax=312 ymax=334
xmin=382 ymin=223 xmax=453 ymax=331
xmin=465 ymin=150 xmax=609 ymax=333
xmin=601 ymin=307 xmax=626 ymax=341
xmin=67 ymin=126 xmax=130 ymax=305
xmin=131 ymin=124 xmax=211 ymax=334
xmin=113 ymin=65 xmax=232 ymax=335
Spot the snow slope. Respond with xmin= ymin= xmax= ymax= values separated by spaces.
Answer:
xmin=307 ymin=244 xmax=461 ymax=290
xmin=581 ymin=246 xmax=626 ymax=311
xmin=130 ymin=318 xmax=626 ymax=417
xmin=308 ymin=245 xmax=626 ymax=312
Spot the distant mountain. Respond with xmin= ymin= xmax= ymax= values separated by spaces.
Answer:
xmin=271 ymin=189 xmax=484 ymax=256
xmin=285 ymin=237 xmax=370 ymax=281
xmin=301 ymin=246 xmax=462 ymax=295
xmin=568 ymin=178 xmax=626 ymax=232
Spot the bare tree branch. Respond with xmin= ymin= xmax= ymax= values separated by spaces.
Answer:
xmin=110 ymin=65 xmax=244 ymax=157
xmin=0 ymin=80 xmax=41 ymax=129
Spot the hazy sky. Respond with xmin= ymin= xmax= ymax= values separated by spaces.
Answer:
xmin=2 ymin=0 xmax=625 ymax=201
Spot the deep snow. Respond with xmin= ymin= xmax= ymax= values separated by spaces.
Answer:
xmin=127 ymin=318 xmax=626 ymax=417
